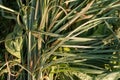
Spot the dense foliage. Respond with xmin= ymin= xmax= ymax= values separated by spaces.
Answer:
xmin=0 ymin=0 xmax=120 ymax=80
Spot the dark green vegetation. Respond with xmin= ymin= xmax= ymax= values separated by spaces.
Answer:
xmin=0 ymin=0 xmax=120 ymax=80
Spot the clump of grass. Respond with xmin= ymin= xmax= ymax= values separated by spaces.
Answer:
xmin=0 ymin=0 xmax=120 ymax=80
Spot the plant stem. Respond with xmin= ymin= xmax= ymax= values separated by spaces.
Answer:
xmin=28 ymin=31 xmax=32 ymax=80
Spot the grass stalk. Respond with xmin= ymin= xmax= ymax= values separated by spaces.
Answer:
xmin=27 ymin=31 xmax=32 ymax=80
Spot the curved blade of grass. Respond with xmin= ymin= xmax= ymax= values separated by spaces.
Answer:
xmin=55 ymin=0 xmax=95 ymax=34
xmin=50 ymin=0 xmax=88 ymax=32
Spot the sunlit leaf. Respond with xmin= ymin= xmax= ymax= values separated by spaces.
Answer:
xmin=5 ymin=25 xmax=23 ymax=62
